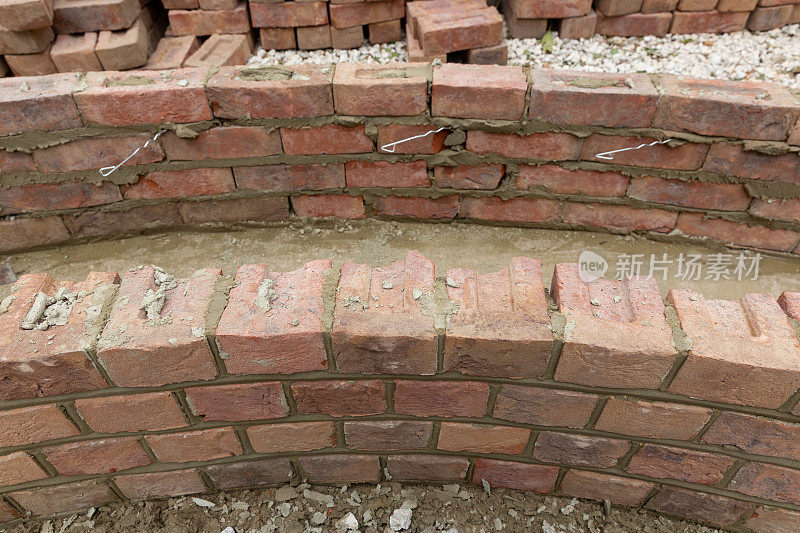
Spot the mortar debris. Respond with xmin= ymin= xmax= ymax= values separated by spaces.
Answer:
xmin=139 ymin=266 xmax=177 ymax=322
xmin=20 ymin=288 xmax=77 ymax=330
xmin=255 ymin=278 xmax=278 ymax=313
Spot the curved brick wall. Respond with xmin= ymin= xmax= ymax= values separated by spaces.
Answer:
xmin=2 ymin=251 xmax=800 ymax=530
xmin=0 ymin=63 xmax=799 ymax=257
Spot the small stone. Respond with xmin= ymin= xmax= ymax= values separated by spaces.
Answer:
xmin=389 ymin=508 xmax=412 ymax=531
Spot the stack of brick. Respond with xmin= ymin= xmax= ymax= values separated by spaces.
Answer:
xmin=154 ymin=0 xmax=253 ymax=69
xmin=503 ymin=0 xmax=595 ymax=40
xmin=406 ymin=0 xmax=506 ymax=64
xmin=0 ymin=0 xmax=54 ymax=76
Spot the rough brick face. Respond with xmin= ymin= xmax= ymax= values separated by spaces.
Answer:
xmin=393 ymin=380 xmax=489 ymax=417
xmin=10 ymin=480 xmax=117 ymax=515
xmin=472 ymin=459 xmax=559 ymax=492
xmin=435 ymin=164 xmax=504 ymax=190
xmin=147 ymin=427 xmax=242 ymax=463
xmin=0 ymin=217 xmax=70 ymax=253
xmin=552 ymin=263 xmax=677 ymax=389
xmin=533 ymin=432 xmax=629 ymax=467
xmin=235 ymin=164 xmax=345 ymax=191
xmin=581 ymin=134 xmax=709 ymax=170
xmin=703 ymin=142 xmax=800 ymax=185
xmin=432 ymin=64 xmax=528 ymax=120
xmin=185 ymin=382 xmax=288 ymax=421
xmin=460 ymin=196 xmax=562 ymax=223
xmin=626 ymin=444 xmax=734 ymax=485
xmin=373 ymin=195 xmax=459 ymax=219
xmin=292 ymin=194 xmax=366 ymax=219
xmin=627 ymin=176 xmax=751 ymax=211
xmin=169 ymin=2 xmax=250 ymax=35
xmin=299 ymin=455 xmax=381 ymax=484
xmin=282 ymin=124 xmax=373 ymax=154
xmin=517 ymin=165 xmax=629 ymax=197
xmin=560 ymin=470 xmax=653 ymax=507
xmin=0 ymin=73 xmax=81 ymax=136
xmin=217 ymin=261 xmax=330 ymax=375
xmin=386 ymin=455 xmax=469 ymax=482
xmin=676 ymin=212 xmax=800 ymax=252
xmin=443 ymin=258 xmax=554 ymax=378
xmin=0 ymin=405 xmax=78 ymax=447
xmin=0 ymin=452 xmax=47 ymax=487
xmin=346 ymin=161 xmax=430 ymax=188
xmin=161 ymin=126 xmax=283 ymax=160
xmin=250 ymin=1 xmax=327 ymax=28
xmin=33 ymin=134 xmax=165 ymax=173
xmin=75 ymin=392 xmax=187 ymax=433
xmin=646 ymin=486 xmax=751 ymax=526
xmin=467 ymin=130 xmax=583 ymax=160
xmin=333 ymin=63 xmax=429 ymax=116
xmin=45 ymin=437 xmax=151 ymax=476
xmin=0 ymin=181 xmax=121 ymax=215
xmin=114 ymin=469 xmax=206 ymax=500
xmin=179 ymin=197 xmax=289 ymax=225
xmin=332 ymin=251 xmax=437 ymax=374
xmin=292 ymin=380 xmax=386 ymax=416
xmin=247 ymin=422 xmax=336 ymax=453
xmin=121 ymin=168 xmax=235 ymax=200
xmin=344 ymin=420 xmax=433 ymax=450
xmin=438 ymin=423 xmax=530 ymax=454
xmin=703 ymin=411 xmax=800 ymax=462
xmin=730 ymin=462 xmax=800 ymax=505
xmin=564 ymin=202 xmax=677 ymax=233
xmin=377 ymin=124 xmax=448 ymax=155
xmin=62 ymin=204 xmax=182 ymax=239
xmin=207 ymin=458 xmax=293 ymax=489
xmin=594 ymin=397 xmax=711 ymax=440
xmin=745 ymin=506 xmax=800 ymax=533
xmin=494 ymin=386 xmax=597 ymax=428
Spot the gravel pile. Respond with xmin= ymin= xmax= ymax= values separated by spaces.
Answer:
xmin=247 ymin=24 xmax=800 ymax=90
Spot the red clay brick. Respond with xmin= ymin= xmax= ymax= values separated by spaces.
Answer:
xmin=594 ymin=397 xmax=712 ymax=440
xmin=0 ymin=501 xmax=19 ymax=522
xmin=512 ymin=0 xmax=592 ymax=17
xmin=292 ymin=380 xmax=386 ymax=416
xmin=627 ymin=175 xmax=751 ymax=211
xmin=494 ymin=386 xmax=598 ymax=428
xmin=703 ymin=142 xmax=800 ymax=185
xmin=671 ymin=10 xmax=749 ymax=32
xmin=96 ymin=266 xmax=221 ymax=387
xmin=0 ymin=73 xmax=81 ymax=136
xmin=75 ymin=392 xmax=186 ymax=433
xmin=122 ymin=168 xmax=234 ymax=200
xmin=467 ymin=130 xmax=583 ymax=160
xmin=328 ymin=0 xmax=404 ymax=28
xmin=217 ymin=260 xmax=330 ymax=375
xmin=0 ymin=149 xmax=35 ymax=173
xmin=438 ymin=423 xmax=530 ymax=454
xmin=10 ymin=479 xmax=116 ymax=515
xmin=161 ymin=126 xmax=283 ymax=160
xmin=717 ymin=0 xmax=757 ymax=10
xmin=207 ymin=64 xmax=333 ymax=119
xmin=647 ymin=486 xmax=750 ymax=526
xmin=0 ymin=26 xmax=54 ymax=55
xmin=250 ymin=1 xmax=327 ymax=28
xmin=259 ymin=27 xmax=297 ymax=51
xmin=559 ymin=11 xmax=598 ymax=37
xmin=581 ymin=134 xmax=708 ymax=170
xmin=179 ymin=197 xmax=289 ymax=224
xmin=292 ymin=194 xmax=365 ymax=219
xmin=45 ymin=436 xmax=151 ymax=476
xmin=748 ymin=4 xmax=795 ymax=30
xmin=533 ymin=431 xmax=629 ymax=467
xmin=780 ymin=291 xmax=800 ymax=321
xmin=377 ymin=124 xmax=447 ymax=154
xmin=346 ymin=161 xmax=429 ymax=188
xmin=730 ymin=462 xmax=800 ymax=505
xmin=676 ymin=212 xmax=800 ymax=252
xmin=331 ymin=25 xmax=364 ymax=49
xmin=369 ymin=19 xmax=401 ymax=44
xmin=417 ymin=9 xmax=504 ymax=55
xmin=435 ymin=164 xmax=504 ymax=190
xmin=299 ymin=454 xmax=381 ymax=483
xmin=703 ymin=411 xmax=800 ymax=462
xmin=185 ymin=382 xmax=288 ymax=421
xmin=444 ymin=257 xmax=553 ymax=378
xmin=206 ymin=458 xmax=293 ymax=489
xmin=596 ymin=11 xmax=673 ymax=36
xmin=626 ymin=444 xmax=734 ymax=485
xmin=144 ymin=36 xmax=199 ymax=70
xmin=33 ymin=134 xmax=165 ymax=173
xmin=0 ymin=181 xmax=121 ymax=216
xmin=332 ymin=250 xmax=437 ymax=374
xmin=386 ymin=455 xmax=469 ymax=481
xmin=169 ymin=2 xmax=250 ymax=35
xmin=0 ymin=0 xmax=53 ymax=31
xmin=147 ymin=427 xmax=242 ymax=463
xmin=750 ymin=197 xmax=800 ymax=224
xmin=296 ymin=25 xmax=333 ymax=50
xmin=643 ymin=0 xmax=679 ymax=11
xmin=373 ymin=195 xmax=458 ymax=219
xmin=668 ymin=289 xmax=800 ymax=408
xmin=114 ymin=469 xmax=206 ymax=500
xmin=344 ymin=420 xmax=433 ymax=450
xmin=63 ymin=204 xmax=182 ymax=239
xmin=504 ymin=0 xmax=548 ymax=37
xmin=53 ymin=0 xmax=139 ymax=33
xmin=564 ymin=202 xmax=678 ymax=233
xmin=517 ymin=165 xmax=629 ymax=197
xmin=333 ymin=63 xmax=429 ymax=116
xmin=552 ymin=263 xmax=676 ymax=389
xmin=393 ymin=380 xmax=488 ymax=417
xmin=745 ymin=506 xmax=800 ymax=533
xmin=0 ymin=272 xmax=118 ymax=400
xmin=530 ymin=69 xmax=658 ymax=128
xmin=0 ymin=452 xmax=47 ymax=487
xmin=0 ymin=216 xmax=70 ymax=253
xmin=282 ymin=124 xmax=373 ymax=155
xmin=472 ymin=458 xmax=559 ymax=492
xmin=560 ymin=470 xmax=653 ymax=507
xmin=51 ymin=33 xmax=102 ymax=72
xmin=236 ymin=163 xmax=345 ymax=192
xmin=247 ymin=422 xmax=336 ymax=453
xmin=432 ymin=64 xmax=527 ymax=120
xmin=460 ymin=196 xmax=562 ymax=224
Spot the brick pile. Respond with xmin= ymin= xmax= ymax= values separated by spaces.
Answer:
xmin=406 ymin=0 xmax=506 ymax=64
xmin=0 ymin=0 xmax=167 ymax=76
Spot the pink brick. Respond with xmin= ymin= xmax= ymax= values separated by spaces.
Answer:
xmin=147 ymin=427 xmax=242 ymax=462
xmin=169 ymin=2 xmax=250 ymax=35
xmin=745 ymin=506 xmax=800 ymax=533
xmin=703 ymin=142 xmax=800 ymax=185
xmin=33 ymin=134 xmax=165 ymax=173
xmin=44 ymin=436 xmax=151 ymax=476
xmin=249 ymin=1 xmax=327 ymax=28
xmin=438 ymin=423 xmax=530 ymax=454
xmin=121 ymin=168 xmax=235 ymax=200
xmin=0 ymin=180 xmax=121 ymax=216
xmin=248 ymin=422 xmax=336 ymax=453
xmin=750 ymin=197 xmax=800 ymax=224
xmin=235 ymin=163 xmax=345 ymax=192
xmin=0 ymin=452 xmax=47 ymax=487
xmin=676 ymin=212 xmax=800 ymax=252
xmin=564 ymin=202 xmax=678 ymax=232
xmin=627 ymin=175 xmax=751 ymax=211
xmin=0 ymin=405 xmax=78 ymax=448
xmin=10 ymin=480 xmax=116 ymax=516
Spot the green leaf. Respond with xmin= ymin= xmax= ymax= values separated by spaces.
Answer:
xmin=541 ymin=30 xmax=554 ymax=54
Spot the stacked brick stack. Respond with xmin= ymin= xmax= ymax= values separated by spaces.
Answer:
xmin=0 ymin=0 xmax=167 ymax=76
xmin=154 ymin=0 xmax=253 ymax=69
xmin=503 ymin=0 xmax=596 ymax=39
xmin=250 ymin=0 xmax=403 ymax=51
xmin=406 ymin=0 xmax=506 ymax=64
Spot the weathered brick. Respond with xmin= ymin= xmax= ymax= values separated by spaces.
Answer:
xmin=332 ymin=251 xmax=437 ymax=374
xmin=296 ymin=25 xmax=332 ymax=50
xmin=494 ymin=386 xmax=598 ymax=428
xmin=144 ymin=36 xmax=199 ymax=70
xmin=646 ymin=486 xmax=750 ymax=526
xmin=552 ymin=263 xmax=676 ymax=389
xmin=0 ymin=26 xmax=54 ymax=55
xmin=0 ymin=272 xmax=118 ymax=400
xmin=503 ymin=0 xmax=548 ymax=37
xmin=626 ymin=444 xmax=734 ymax=485
xmin=121 ymin=168 xmax=233 ymax=200
xmin=185 ymin=383 xmax=288 ymax=421
xmin=676 ymin=212 xmax=800 ymax=252
xmin=460 ymin=196 xmax=562 ymax=224
xmin=10 ymin=480 xmax=116 ymax=515
xmin=373 ymin=195 xmax=458 ymax=219
xmin=236 ymin=163 xmax=345 ymax=192
xmin=780 ymin=291 xmax=800 ymax=321
xmin=53 ymin=0 xmax=140 ymax=34
xmin=299 ymin=455 xmax=381 ymax=484
xmin=668 ymin=289 xmax=800 ymax=408
xmin=472 ymin=458 xmax=559 ymax=492
xmin=703 ymin=411 xmax=800 ymax=462
xmin=678 ymin=0 xmax=718 ymax=10
xmin=179 ymin=197 xmax=289 ymax=224
xmin=444 ymin=257 xmax=553 ymax=378
xmin=96 ymin=266 xmax=220 ymax=387
xmin=346 ymin=161 xmax=429 ymax=188
xmin=435 ymin=164 xmax=504 ymax=190
xmin=511 ymin=0 xmax=592 ymax=17
xmin=467 ymin=130 xmax=583 ymax=160
xmin=0 ymin=452 xmax=47 ymax=487
xmin=368 ymin=19 xmax=401 ymax=44
xmin=596 ymin=11 xmax=673 ymax=36
xmin=386 ymin=455 xmax=469 ymax=481
xmin=432 ymin=64 xmax=527 ymax=120
xmin=438 ymin=423 xmax=530 ymax=454
xmin=533 ymin=432 xmax=629 ymax=467
xmin=33 ymin=134 xmax=165 ymax=173
xmin=0 ymin=501 xmax=19 ymax=522
xmin=247 ymin=422 xmax=336 ymax=453
xmin=260 ymin=27 xmax=297 ymax=50
xmin=751 ymin=197 xmax=800 ymax=224
xmin=406 ymin=0 xmax=486 ymax=36
xmin=594 ymin=397 xmax=712 ymax=440
xmin=517 ymin=165 xmax=629 ymax=197
xmin=333 ymin=62 xmax=428 ymax=116
xmin=292 ymin=194 xmax=365 ymax=219
xmin=63 ymin=204 xmax=182 ymax=239
xmin=581 ymin=134 xmax=708 ymax=170
xmin=748 ymin=4 xmax=795 ymax=30
xmin=560 ymin=470 xmax=653 ymax=506
xmin=564 ymin=202 xmax=678 ymax=232
xmin=0 ymin=73 xmax=81 ymax=136
xmin=0 ymin=217 xmax=70 ymax=253
xmin=0 ymin=181 xmax=120 ymax=216
xmin=51 ymin=33 xmax=102 ymax=72
xmin=344 ymin=420 xmax=433 ymax=449
xmin=0 ymin=0 xmax=53 ymax=31
xmin=627 ymin=176 xmax=751 ymax=211
xmin=469 ymin=43 xmax=509 ymax=66
xmin=745 ymin=506 xmax=800 ymax=533
xmin=162 ymin=127 xmax=282 ymax=161
xmin=207 ymin=64 xmax=333 ymax=119
xmin=169 ymin=2 xmax=250 ymax=35
xmin=329 ymin=0 xmax=404 ymax=28
xmin=730 ymin=462 xmax=800 ymax=504
xmin=94 ymin=18 xmax=149 ymax=71
xmin=654 ymin=75 xmax=800 ymax=140
xmin=331 ymin=25 xmax=364 ymax=49
xmin=393 ymin=380 xmax=488 ymax=417
xmin=717 ymin=0 xmax=757 ymax=10
xmin=703 ymin=142 xmax=800 ymax=185
xmin=282 ymin=124 xmax=373 ymax=155
xmin=147 ymin=427 xmax=242 ymax=463
xmin=44 ymin=436 xmax=151 ymax=475
xmin=114 ymin=469 xmax=206 ymax=500
xmin=249 ymin=1 xmax=327 ymax=28
xmin=216 ymin=261 xmax=329 ymax=375
xmin=643 ymin=0 xmax=679 ymax=11
xmin=0 ymin=149 xmax=34 ymax=173
xmin=377 ymin=124 xmax=447 ymax=154
xmin=559 ymin=11 xmax=598 ymax=37
xmin=75 ymin=392 xmax=186 ymax=433
xmin=292 ymin=380 xmax=386 ymax=416
xmin=530 ymin=69 xmax=658 ymax=128
xmin=206 ymin=458 xmax=293 ymax=489
xmin=406 ymin=22 xmax=446 ymax=62
xmin=417 ymin=9 xmax=503 ymax=55
xmin=671 ymin=10 xmax=749 ymax=32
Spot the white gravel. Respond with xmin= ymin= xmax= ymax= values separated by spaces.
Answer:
xmin=247 ymin=24 xmax=800 ymax=90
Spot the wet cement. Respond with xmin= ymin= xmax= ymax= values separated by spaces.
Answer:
xmin=2 ymin=219 xmax=799 ymax=302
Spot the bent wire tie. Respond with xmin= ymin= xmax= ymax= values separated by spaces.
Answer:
xmin=380 ymin=127 xmax=448 ymax=153
xmin=99 ymin=130 xmax=168 ymax=177
xmin=595 ymin=138 xmax=674 ymax=160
